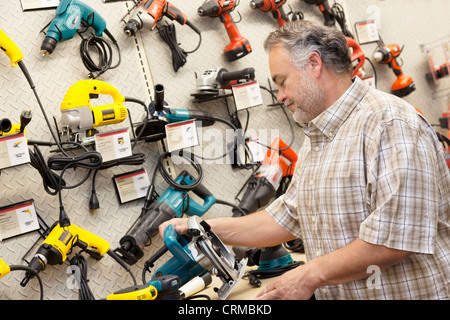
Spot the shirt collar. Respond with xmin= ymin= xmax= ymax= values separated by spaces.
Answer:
xmin=305 ymin=77 xmax=369 ymax=139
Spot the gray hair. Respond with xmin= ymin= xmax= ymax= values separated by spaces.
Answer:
xmin=264 ymin=20 xmax=353 ymax=75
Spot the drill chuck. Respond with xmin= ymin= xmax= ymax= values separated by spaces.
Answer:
xmin=40 ymin=37 xmax=57 ymax=55
xmin=250 ymin=0 xmax=263 ymax=9
xmin=198 ymin=1 xmax=220 ymax=16
xmin=124 ymin=19 xmax=141 ymax=36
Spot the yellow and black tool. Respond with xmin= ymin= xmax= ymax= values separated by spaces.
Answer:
xmin=0 ymin=110 xmax=32 ymax=137
xmin=0 ymin=257 xmax=11 ymax=279
xmin=106 ymin=284 xmax=158 ymax=300
xmin=0 ymin=29 xmax=23 ymax=68
xmin=20 ymin=221 xmax=133 ymax=288
xmin=59 ymin=79 xmax=127 ymax=146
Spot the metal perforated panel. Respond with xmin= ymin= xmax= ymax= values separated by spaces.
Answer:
xmin=1 ymin=0 xmax=447 ymax=300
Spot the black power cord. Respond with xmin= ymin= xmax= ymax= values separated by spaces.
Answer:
xmin=8 ymin=265 xmax=44 ymax=300
xmin=78 ymin=12 xmax=121 ymax=79
xmin=157 ymin=22 xmax=202 ymax=72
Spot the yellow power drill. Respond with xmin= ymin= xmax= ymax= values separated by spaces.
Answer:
xmin=20 ymin=221 xmax=133 ymax=287
xmin=60 ymin=79 xmax=128 ymax=146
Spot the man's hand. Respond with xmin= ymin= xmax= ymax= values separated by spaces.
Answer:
xmin=158 ymin=218 xmax=189 ymax=240
xmin=255 ymin=264 xmax=317 ymax=300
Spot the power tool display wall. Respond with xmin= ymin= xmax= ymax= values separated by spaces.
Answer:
xmin=0 ymin=0 xmax=447 ymax=300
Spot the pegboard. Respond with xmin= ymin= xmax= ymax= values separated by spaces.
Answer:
xmin=0 ymin=0 xmax=447 ymax=300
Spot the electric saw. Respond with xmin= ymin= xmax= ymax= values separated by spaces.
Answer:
xmin=59 ymin=79 xmax=127 ymax=147
xmin=143 ymin=216 xmax=247 ymax=300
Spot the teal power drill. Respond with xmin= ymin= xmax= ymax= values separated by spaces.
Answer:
xmin=41 ymin=0 xmax=107 ymax=55
xmin=115 ymin=170 xmax=216 ymax=265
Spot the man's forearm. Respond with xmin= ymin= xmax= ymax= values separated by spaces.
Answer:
xmin=208 ymin=210 xmax=297 ymax=248
xmin=304 ymin=238 xmax=413 ymax=289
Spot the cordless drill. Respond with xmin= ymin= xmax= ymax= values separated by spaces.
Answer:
xmin=250 ymin=0 xmax=289 ymax=27
xmin=198 ymin=0 xmax=252 ymax=61
xmin=233 ymin=137 xmax=299 ymax=271
xmin=40 ymin=0 xmax=107 ymax=55
xmin=20 ymin=222 xmax=130 ymax=287
xmin=373 ymin=43 xmax=416 ymax=97
xmin=304 ymin=0 xmax=335 ymax=27
xmin=115 ymin=170 xmax=216 ymax=265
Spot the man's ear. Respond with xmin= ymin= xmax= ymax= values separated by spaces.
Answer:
xmin=309 ymin=51 xmax=322 ymax=77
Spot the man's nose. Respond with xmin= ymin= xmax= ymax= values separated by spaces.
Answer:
xmin=277 ymin=88 xmax=286 ymax=104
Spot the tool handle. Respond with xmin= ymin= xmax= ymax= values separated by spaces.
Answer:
xmin=273 ymin=7 xmax=288 ymax=27
xmin=221 ymin=12 xmax=244 ymax=44
xmin=77 ymin=0 xmax=107 ymax=36
xmin=318 ymin=2 xmax=335 ymax=27
xmin=177 ymin=171 xmax=216 ymax=216
xmin=70 ymin=224 xmax=111 ymax=257
xmin=217 ymin=67 xmax=255 ymax=87
xmin=61 ymin=79 xmax=125 ymax=111
xmin=165 ymin=2 xmax=188 ymax=25
xmin=106 ymin=284 xmax=158 ymax=300
xmin=273 ymin=137 xmax=298 ymax=165
xmin=0 ymin=29 xmax=24 ymax=67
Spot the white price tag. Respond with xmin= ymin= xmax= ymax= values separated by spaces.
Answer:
xmin=0 ymin=133 xmax=30 ymax=170
xmin=232 ymin=81 xmax=263 ymax=111
xmin=20 ymin=0 xmax=60 ymax=11
xmin=165 ymin=120 xmax=199 ymax=153
xmin=94 ymin=129 xmax=132 ymax=162
xmin=113 ymin=169 xmax=150 ymax=204
xmin=0 ymin=200 xmax=40 ymax=241
xmin=355 ymin=21 xmax=380 ymax=44
xmin=246 ymin=138 xmax=265 ymax=163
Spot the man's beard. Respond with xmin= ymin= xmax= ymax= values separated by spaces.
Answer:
xmin=289 ymin=71 xmax=326 ymax=124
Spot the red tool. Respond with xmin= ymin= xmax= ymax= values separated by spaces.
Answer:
xmin=304 ymin=0 xmax=335 ymax=27
xmin=198 ymin=0 xmax=252 ymax=61
xmin=373 ymin=43 xmax=416 ymax=97
xmin=249 ymin=0 xmax=289 ymax=27
xmin=124 ymin=0 xmax=200 ymax=36
xmin=234 ymin=137 xmax=298 ymax=216
xmin=346 ymin=37 xmax=365 ymax=78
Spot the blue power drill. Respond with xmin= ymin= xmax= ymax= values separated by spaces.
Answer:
xmin=41 ymin=0 xmax=106 ymax=55
xmin=115 ymin=170 xmax=216 ymax=265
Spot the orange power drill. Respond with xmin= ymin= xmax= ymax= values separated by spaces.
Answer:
xmin=198 ymin=0 xmax=252 ymax=61
xmin=373 ymin=43 xmax=416 ymax=97
xmin=250 ymin=0 xmax=289 ymax=27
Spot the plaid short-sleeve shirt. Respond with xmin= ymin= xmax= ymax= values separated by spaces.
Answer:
xmin=266 ymin=77 xmax=450 ymax=300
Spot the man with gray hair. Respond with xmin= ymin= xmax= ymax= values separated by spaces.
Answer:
xmin=160 ymin=20 xmax=450 ymax=300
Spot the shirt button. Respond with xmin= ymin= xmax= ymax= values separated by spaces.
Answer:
xmin=314 ymin=146 xmax=320 ymax=152
xmin=322 ymin=288 xmax=328 ymax=294
xmin=309 ymin=179 xmax=314 ymax=186
xmin=316 ymin=250 xmax=321 ymax=257
xmin=311 ymin=216 xmax=316 ymax=222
